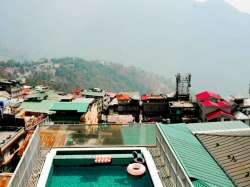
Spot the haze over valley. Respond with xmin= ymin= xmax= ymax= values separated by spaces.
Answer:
xmin=1 ymin=0 xmax=250 ymax=96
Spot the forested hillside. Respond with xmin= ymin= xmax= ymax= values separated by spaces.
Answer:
xmin=0 ymin=57 xmax=173 ymax=93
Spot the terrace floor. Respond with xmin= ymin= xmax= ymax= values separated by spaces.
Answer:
xmin=26 ymin=147 xmax=174 ymax=187
xmin=0 ymin=173 xmax=12 ymax=187
xmin=39 ymin=124 xmax=156 ymax=148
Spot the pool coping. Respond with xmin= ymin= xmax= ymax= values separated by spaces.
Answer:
xmin=37 ymin=147 xmax=163 ymax=187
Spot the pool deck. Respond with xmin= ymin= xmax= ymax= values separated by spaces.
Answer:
xmin=26 ymin=147 xmax=174 ymax=187
xmin=39 ymin=125 xmax=156 ymax=148
xmin=36 ymin=147 xmax=165 ymax=187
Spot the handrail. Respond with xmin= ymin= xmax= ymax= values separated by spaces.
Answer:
xmin=156 ymin=124 xmax=193 ymax=187
xmin=8 ymin=125 xmax=40 ymax=187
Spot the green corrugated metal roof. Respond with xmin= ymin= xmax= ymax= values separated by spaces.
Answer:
xmin=50 ymin=102 xmax=89 ymax=113
xmin=159 ymin=124 xmax=235 ymax=187
xmin=21 ymin=100 xmax=56 ymax=114
xmin=25 ymin=92 xmax=47 ymax=101
xmin=192 ymin=180 xmax=210 ymax=187
xmin=187 ymin=121 xmax=249 ymax=133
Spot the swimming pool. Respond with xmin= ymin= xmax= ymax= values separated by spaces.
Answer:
xmin=37 ymin=148 xmax=163 ymax=187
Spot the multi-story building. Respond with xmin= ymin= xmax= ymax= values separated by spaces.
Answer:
xmin=0 ymin=80 xmax=22 ymax=99
xmin=0 ymin=126 xmax=26 ymax=172
xmin=196 ymin=91 xmax=234 ymax=122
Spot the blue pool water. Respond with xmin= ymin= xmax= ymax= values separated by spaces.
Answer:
xmin=46 ymin=165 xmax=154 ymax=187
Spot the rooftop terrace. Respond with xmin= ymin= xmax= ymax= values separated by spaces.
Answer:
xmin=39 ymin=124 xmax=156 ymax=149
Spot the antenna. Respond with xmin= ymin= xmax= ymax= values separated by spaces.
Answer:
xmin=249 ymin=82 xmax=250 ymax=98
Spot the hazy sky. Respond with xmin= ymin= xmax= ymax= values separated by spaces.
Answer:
xmin=0 ymin=0 xmax=250 ymax=96
xmin=196 ymin=0 xmax=250 ymax=14
xmin=224 ymin=0 xmax=250 ymax=14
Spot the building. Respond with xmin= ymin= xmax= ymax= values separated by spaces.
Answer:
xmin=196 ymin=91 xmax=234 ymax=122
xmin=58 ymin=94 xmax=74 ymax=102
xmin=22 ymin=85 xmax=31 ymax=96
xmin=24 ymin=91 xmax=48 ymax=102
xmin=83 ymin=88 xmax=105 ymax=99
xmin=49 ymin=98 xmax=95 ymax=123
xmin=141 ymin=95 xmax=168 ymax=122
xmin=168 ymin=101 xmax=198 ymax=123
xmin=116 ymin=92 xmax=140 ymax=122
xmin=0 ymin=126 xmax=26 ymax=172
xmin=0 ymin=80 xmax=22 ymax=99
xmin=105 ymin=92 xmax=140 ymax=123
xmin=230 ymin=96 xmax=250 ymax=125
xmin=234 ymin=111 xmax=250 ymax=125
xmin=0 ymin=114 xmax=25 ymax=128
xmin=0 ymin=91 xmax=10 ymax=100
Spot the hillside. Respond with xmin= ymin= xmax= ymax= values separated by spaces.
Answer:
xmin=0 ymin=57 xmax=174 ymax=93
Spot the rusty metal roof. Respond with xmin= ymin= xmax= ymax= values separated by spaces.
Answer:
xmin=197 ymin=131 xmax=250 ymax=187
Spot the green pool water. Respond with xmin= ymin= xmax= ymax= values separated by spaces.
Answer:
xmin=46 ymin=165 xmax=154 ymax=187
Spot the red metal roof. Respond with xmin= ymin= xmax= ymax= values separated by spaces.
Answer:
xmin=141 ymin=95 xmax=165 ymax=101
xmin=201 ymin=100 xmax=218 ymax=108
xmin=141 ymin=95 xmax=150 ymax=101
xmin=196 ymin=91 xmax=221 ymax=101
xmin=116 ymin=94 xmax=130 ymax=101
xmin=217 ymin=100 xmax=231 ymax=108
xmin=206 ymin=110 xmax=234 ymax=121
xmin=201 ymin=100 xmax=231 ymax=109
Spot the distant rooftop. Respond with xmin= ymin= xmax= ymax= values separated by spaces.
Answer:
xmin=187 ymin=121 xmax=249 ymax=134
xmin=234 ymin=111 xmax=250 ymax=120
xmin=0 ymin=91 xmax=10 ymax=99
xmin=118 ymin=92 xmax=140 ymax=100
xmin=50 ymin=100 xmax=93 ymax=113
xmin=196 ymin=91 xmax=221 ymax=101
xmin=21 ymin=100 xmax=56 ymax=114
xmin=25 ymin=91 xmax=47 ymax=101
xmin=83 ymin=89 xmax=105 ymax=97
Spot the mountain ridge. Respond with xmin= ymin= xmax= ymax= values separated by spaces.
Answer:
xmin=0 ymin=57 xmax=174 ymax=94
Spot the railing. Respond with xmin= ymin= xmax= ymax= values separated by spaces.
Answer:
xmin=156 ymin=125 xmax=193 ymax=187
xmin=26 ymin=117 xmax=49 ymax=130
xmin=50 ymin=121 xmax=84 ymax=125
xmin=8 ymin=126 xmax=41 ymax=187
